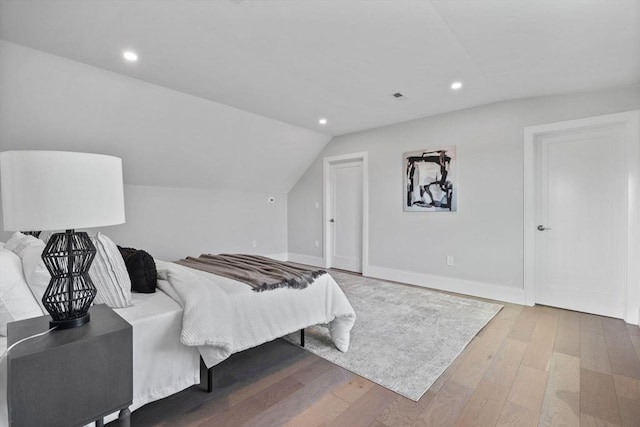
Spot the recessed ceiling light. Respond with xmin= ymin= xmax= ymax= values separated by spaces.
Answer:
xmin=450 ymin=81 xmax=463 ymax=90
xmin=319 ymin=118 xmax=328 ymax=125
xmin=123 ymin=51 xmax=138 ymax=62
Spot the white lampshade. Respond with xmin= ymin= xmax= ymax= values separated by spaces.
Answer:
xmin=0 ymin=151 xmax=125 ymax=231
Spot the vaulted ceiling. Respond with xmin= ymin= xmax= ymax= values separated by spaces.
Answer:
xmin=1 ymin=0 xmax=638 ymax=136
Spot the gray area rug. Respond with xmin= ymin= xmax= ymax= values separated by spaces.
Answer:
xmin=286 ymin=271 xmax=503 ymax=401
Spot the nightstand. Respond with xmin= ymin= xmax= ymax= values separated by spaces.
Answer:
xmin=7 ymin=304 xmax=133 ymax=427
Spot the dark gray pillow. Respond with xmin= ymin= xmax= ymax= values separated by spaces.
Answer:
xmin=117 ymin=246 xmax=157 ymax=293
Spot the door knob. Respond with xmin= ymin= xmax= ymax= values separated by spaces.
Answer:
xmin=537 ymin=225 xmax=552 ymax=231
xmin=329 ymin=218 xmax=335 ymax=223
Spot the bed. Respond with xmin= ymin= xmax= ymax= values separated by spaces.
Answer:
xmin=155 ymin=258 xmax=357 ymax=385
xmin=1 ymin=243 xmax=356 ymax=425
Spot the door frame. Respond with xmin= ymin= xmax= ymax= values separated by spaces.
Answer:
xmin=523 ymin=110 xmax=640 ymax=324
xmin=323 ymin=152 xmax=369 ymax=275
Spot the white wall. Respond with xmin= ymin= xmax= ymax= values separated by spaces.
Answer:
xmin=0 ymin=184 xmax=287 ymax=260
xmin=288 ymin=85 xmax=640 ymax=302
xmin=0 ymin=40 xmax=327 ymax=256
xmin=91 ymin=185 xmax=287 ymax=261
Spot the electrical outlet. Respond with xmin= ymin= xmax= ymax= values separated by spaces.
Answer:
xmin=314 ymin=240 xmax=320 ymax=248
xmin=315 ymin=201 xmax=320 ymax=209
xmin=447 ymin=256 xmax=454 ymax=266
xmin=252 ymin=240 xmax=257 ymax=248
xmin=267 ymin=196 xmax=275 ymax=203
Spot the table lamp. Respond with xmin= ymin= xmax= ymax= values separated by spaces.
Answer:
xmin=0 ymin=151 xmax=125 ymax=329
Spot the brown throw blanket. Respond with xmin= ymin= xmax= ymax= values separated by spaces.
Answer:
xmin=174 ymin=254 xmax=326 ymax=292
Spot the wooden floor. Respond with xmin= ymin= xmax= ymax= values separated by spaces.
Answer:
xmin=116 ymin=301 xmax=640 ymax=427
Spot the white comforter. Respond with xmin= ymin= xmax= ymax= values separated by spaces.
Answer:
xmin=155 ymin=260 xmax=356 ymax=368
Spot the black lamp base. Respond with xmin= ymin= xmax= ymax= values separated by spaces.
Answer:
xmin=41 ymin=230 xmax=97 ymax=330
xmin=50 ymin=313 xmax=91 ymax=330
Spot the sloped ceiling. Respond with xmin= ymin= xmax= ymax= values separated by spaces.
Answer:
xmin=1 ymin=0 xmax=638 ymax=137
xmin=0 ymin=41 xmax=330 ymax=193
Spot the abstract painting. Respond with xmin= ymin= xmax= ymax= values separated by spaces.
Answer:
xmin=404 ymin=146 xmax=456 ymax=212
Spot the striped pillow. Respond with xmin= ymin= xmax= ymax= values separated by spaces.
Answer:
xmin=89 ymin=232 xmax=132 ymax=308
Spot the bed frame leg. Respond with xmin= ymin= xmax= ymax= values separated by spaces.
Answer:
xmin=200 ymin=356 xmax=214 ymax=393
xmin=207 ymin=367 xmax=214 ymax=393
xmin=201 ymin=330 xmax=306 ymax=393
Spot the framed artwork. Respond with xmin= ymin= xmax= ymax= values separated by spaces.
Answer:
xmin=403 ymin=146 xmax=457 ymax=212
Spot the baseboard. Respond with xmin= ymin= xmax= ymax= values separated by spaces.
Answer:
xmin=279 ymin=256 xmax=636 ymax=323
xmin=287 ymin=253 xmax=325 ymax=268
xmin=366 ymin=265 xmax=525 ymax=305
xmin=280 ymin=256 xmax=525 ymax=305
xmin=265 ymin=252 xmax=289 ymax=262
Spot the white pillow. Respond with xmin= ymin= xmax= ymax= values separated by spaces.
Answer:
xmin=5 ymin=232 xmax=50 ymax=312
xmin=4 ymin=232 xmax=40 ymax=255
xmin=0 ymin=248 xmax=44 ymax=335
xmin=90 ymin=232 xmax=132 ymax=308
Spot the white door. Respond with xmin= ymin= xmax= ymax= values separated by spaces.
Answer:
xmin=329 ymin=161 xmax=363 ymax=272
xmin=535 ymin=125 xmax=627 ymax=318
